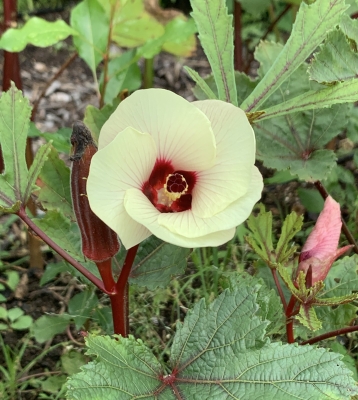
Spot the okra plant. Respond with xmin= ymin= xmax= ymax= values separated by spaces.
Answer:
xmin=1 ymin=0 xmax=358 ymax=399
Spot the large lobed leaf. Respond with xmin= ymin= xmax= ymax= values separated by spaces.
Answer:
xmin=66 ymin=284 xmax=358 ymax=399
xmin=241 ymin=0 xmax=347 ymax=112
xmin=190 ymin=0 xmax=237 ymax=105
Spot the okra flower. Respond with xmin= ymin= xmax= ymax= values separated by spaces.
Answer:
xmin=87 ymin=89 xmax=263 ymax=249
xmin=296 ymin=196 xmax=352 ymax=284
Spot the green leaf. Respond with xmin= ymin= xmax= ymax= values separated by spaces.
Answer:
xmin=41 ymin=128 xmax=72 ymax=154
xmin=297 ymin=188 xmax=325 ymax=213
xmin=236 ymin=0 xmax=271 ymax=15
xmin=241 ymin=0 xmax=348 ymax=111
xmin=37 ymin=147 xmax=73 ymax=219
xmin=322 ymin=255 xmax=358 ymax=298
xmin=259 ymin=79 xmax=358 ymax=120
xmin=276 ymin=212 xmax=303 ymax=263
xmin=40 ymin=261 xmax=70 ymax=286
xmin=61 ymin=350 xmax=87 ymax=376
xmin=121 ymin=236 xmax=190 ymax=290
xmin=184 ymin=67 xmax=217 ymax=99
xmin=5 ymin=270 xmax=19 ymax=291
xmin=10 ymin=315 xmax=33 ymax=330
xmin=92 ymin=306 xmax=113 ymax=334
xmin=255 ymin=103 xmax=347 ymax=181
xmin=41 ymin=375 xmax=67 ymax=394
xmin=329 ymin=341 xmax=358 ymax=382
xmin=162 ymin=17 xmax=197 ymax=57
xmin=190 ymin=0 xmax=237 ymax=105
xmin=245 ymin=205 xmax=275 ymax=265
xmin=309 ymin=28 xmax=358 ymax=84
xmin=0 ymin=17 xmax=75 ymax=52
xmin=33 ymin=314 xmax=71 ymax=343
xmin=0 ymin=307 xmax=8 ymax=320
xmin=23 ymin=141 xmax=52 ymax=204
xmin=340 ymin=13 xmax=358 ymax=43
xmin=70 ymin=0 xmax=109 ymax=73
xmin=84 ymin=100 xmax=120 ymax=142
xmin=66 ymin=335 xmax=163 ymax=399
xmin=112 ymin=12 xmax=164 ymax=48
xmin=101 ymin=50 xmax=141 ymax=105
xmin=68 ymin=291 xmax=98 ymax=330
xmin=0 ymin=83 xmax=31 ymax=209
xmin=7 ymin=307 xmax=24 ymax=322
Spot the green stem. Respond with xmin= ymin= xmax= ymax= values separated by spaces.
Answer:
xmin=271 ymin=268 xmax=287 ymax=309
xmin=143 ymin=57 xmax=154 ymax=89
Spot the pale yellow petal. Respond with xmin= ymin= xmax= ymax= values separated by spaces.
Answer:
xmin=124 ymin=188 xmax=236 ymax=248
xmin=87 ymin=126 xmax=156 ymax=249
xmin=98 ymin=89 xmax=216 ymax=171
xmin=192 ymin=100 xmax=256 ymax=218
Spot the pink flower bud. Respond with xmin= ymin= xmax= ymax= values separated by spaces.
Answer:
xmin=295 ymin=196 xmax=352 ymax=284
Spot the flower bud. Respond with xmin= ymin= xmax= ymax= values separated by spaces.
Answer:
xmin=70 ymin=121 xmax=120 ymax=262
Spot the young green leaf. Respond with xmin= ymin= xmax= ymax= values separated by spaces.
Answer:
xmin=276 ymin=212 xmax=303 ymax=263
xmin=0 ymin=83 xmax=31 ymax=210
xmin=297 ymin=304 xmax=322 ymax=331
xmin=70 ymin=0 xmax=109 ymax=73
xmin=241 ymin=0 xmax=348 ymax=111
xmin=0 ymin=17 xmax=75 ymax=52
xmin=190 ymin=0 xmax=237 ymax=105
xmin=33 ymin=314 xmax=71 ymax=343
xmin=245 ymin=205 xmax=275 ymax=265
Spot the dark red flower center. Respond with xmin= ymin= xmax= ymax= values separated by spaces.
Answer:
xmin=142 ymin=159 xmax=196 ymax=213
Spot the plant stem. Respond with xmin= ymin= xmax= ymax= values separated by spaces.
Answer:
xmin=271 ymin=268 xmax=287 ymax=309
xmin=233 ymin=0 xmax=243 ymax=71
xmin=143 ymin=57 xmax=154 ymax=89
xmin=300 ymin=325 xmax=358 ymax=346
xmin=100 ymin=2 xmax=116 ymax=107
xmin=262 ymin=4 xmax=291 ymax=41
xmin=314 ymin=181 xmax=358 ymax=254
xmin=110 ymin=245 xmax=139 ymax=337
xmin=285 ymin=295 xmax=298 ymax=343
xmin=17 ymin=207 xmax=110 ymax=294
xmin=96 ymin=259 xmax=116 ymax=293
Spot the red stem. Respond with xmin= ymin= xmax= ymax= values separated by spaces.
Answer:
xmin=300 ymin=325 xmax=358 ymax=346
xmin=233 ymin=1 xmax=243 ymax=71
xmin=285 ymin=295 xmax=298 ymax=344
xmin=17 ymin=207 xmax=110 ymax=294
xmin=109 ymin=245 xmax=139 ymax=337
xmin=271 ymin=268 xmax=287 ymax=310
xmin=96 ymin=259 xmax=116 ymax=293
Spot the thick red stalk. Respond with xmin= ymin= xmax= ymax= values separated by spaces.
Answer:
xmin=109 ymin=245 xmax=139 ymax=337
